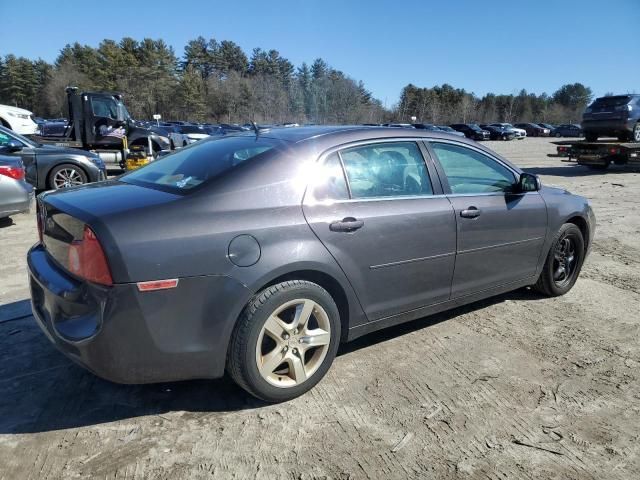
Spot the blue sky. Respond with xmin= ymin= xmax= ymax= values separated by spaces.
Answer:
xmin=1 ymin=0 xmax=638 ymax=105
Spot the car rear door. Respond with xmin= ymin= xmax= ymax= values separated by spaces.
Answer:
xmin=427 ymin=140 xmax=547 ymax=298
xmin=303 ymin=140 xmax=457 ymax=322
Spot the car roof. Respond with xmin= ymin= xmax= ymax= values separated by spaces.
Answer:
xmin=248 ymin=125 xmax=468 ymax=145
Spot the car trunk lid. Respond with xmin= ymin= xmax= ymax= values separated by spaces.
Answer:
xmin=37 ymin=180 xmax=181 ymax=282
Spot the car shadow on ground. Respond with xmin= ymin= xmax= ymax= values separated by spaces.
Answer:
xmin=0 ymin=287 xmax=547 ymax=434
xmin=524 ymin=165 xmax=640 ymax=177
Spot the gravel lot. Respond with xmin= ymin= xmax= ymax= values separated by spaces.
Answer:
xmin=1 ymin=137 xmax=639 ymax=479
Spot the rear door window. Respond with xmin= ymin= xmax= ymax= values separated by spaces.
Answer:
xmin=121 ymin=135 xmax=279 ymax=193
xmin=339 ymin=142 xmax=433 ymax=199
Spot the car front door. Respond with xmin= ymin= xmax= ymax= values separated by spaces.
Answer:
xmin=303 ymin=140 xmax=457 ymax=322
xmin=427 ymin=140 xmax=547 ymax=298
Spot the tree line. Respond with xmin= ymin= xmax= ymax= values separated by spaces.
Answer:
xmin=0 ymin=36 xmax=593 ymax=125
xmin=397 ymin=83 xmax=594 ymax=125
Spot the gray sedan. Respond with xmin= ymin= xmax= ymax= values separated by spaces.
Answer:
xmin=0 ymin=126 xmax=106 ymax=190
xmin=0 ymin=155 xmax=33 ymax=219
xmin=28 ymin=126 xmax=595 ymax=402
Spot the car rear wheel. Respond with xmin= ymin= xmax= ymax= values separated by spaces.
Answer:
xmin=48 ymin=163 xmax=88 ymax=190
xmin=633 ymin=123 xmax=640 ymax=143
xmin=534 ymin=223 xmax=585 ymax=297
xmin=227 ymin=280 xmax=341 ymax=402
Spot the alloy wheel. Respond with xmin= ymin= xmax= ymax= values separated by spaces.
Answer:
xmin=633 ymin=123 xmax=640 ymax=142
xmin=255 ymin=298 xmax=331 ymax=388
xmin=53 ymin=167 xmax=84 ymax=189
xmin=552 ymin=234 xmax=577 ymax=287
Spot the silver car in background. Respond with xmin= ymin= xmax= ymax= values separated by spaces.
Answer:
xmin=0 ymin=154 xmax=33 ymax=219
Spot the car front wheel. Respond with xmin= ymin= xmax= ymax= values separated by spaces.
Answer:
xmin=534 ymin=223 xmax=585 ymax=297
xmin=227 ymin=280 xmax=341 ymax=402
xmin=633 ymin=123 xmax=640 ymax=143
xmin=48 ymin=163 xmax=88 ymax=190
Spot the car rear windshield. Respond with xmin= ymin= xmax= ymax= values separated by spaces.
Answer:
xmin=121 ymin=135 xmax=279 ymax=193
xmin=592 ymin=96 xmax=632 ymax=107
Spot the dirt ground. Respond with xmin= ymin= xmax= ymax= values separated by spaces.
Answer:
xmin=1 ymin=137 xmax=639 ymax=479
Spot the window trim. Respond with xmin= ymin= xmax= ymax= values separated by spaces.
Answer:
xmin=424 ymin=139 xmax=521 ymax=196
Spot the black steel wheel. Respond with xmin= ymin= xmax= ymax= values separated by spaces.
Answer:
xmin=534 ymin=223 xmax=585 ymax=296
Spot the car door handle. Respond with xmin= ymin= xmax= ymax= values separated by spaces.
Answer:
xmin=460 ymin=207 xmax=481 ymax=218
xmin=330 ymin=217 xmax=364 ymax=232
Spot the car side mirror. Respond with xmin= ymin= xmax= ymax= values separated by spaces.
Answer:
xmin=5 ymin=140 xmax=23 ymax=152
xmin=517 ymin=172 xmax=541 ymax=192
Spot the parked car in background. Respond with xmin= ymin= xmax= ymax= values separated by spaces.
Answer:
xmin=450 ymin=123 xmax=490 ymax=140
xmin=514 ymin=123 xmax=551 ymax=137
xmin=553 ymin=124 xmax=583 ymax=138
xmin=177 ymin=124 xmax=211 ymax=143
xmin=0 ymin=125 xmax=106 ymax=190
xmin=220 ymin=123 xmax=251 ymax=133
xmin=538 ymin=123 xmax=557 ymax=136
xmin=28 ymin=125 xmax=595 ymax=403
xmin=158 ymin=123 xmax=190 ymax=148
xmin=582 ymin=94 xmax=640 ymax=142
xmin=385 ymin=123 xmax=414 ymax=128
xmin=435 ymin=125 xmax=466 ymax=137
xmin=0 ymin=154 xmax=33 ymax=219
xmin=480 ymin=124 xmax=516 ymax=140
xmin=490 ymin=123 xmax=526 ymax=139
xmin=38 ymin=119 xmax=69 ymax=137
xmin=412 ymin=123 xmax=443 ymax=132
xmin=0 ymin=104 xmax=39 ymax=135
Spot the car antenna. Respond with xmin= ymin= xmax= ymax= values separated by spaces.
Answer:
xmin=251 ymin=121 xmax=260 ymax=137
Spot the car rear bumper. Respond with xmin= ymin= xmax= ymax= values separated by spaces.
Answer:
xmin=28 ymin=244 xmax=250 ymax=384
xmin=0 ymin=180 xmax=34 ymax=218
xmin=582 ymin=118 xmax=636 ymax=134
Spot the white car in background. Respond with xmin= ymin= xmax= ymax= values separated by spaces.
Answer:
xmin=0 ymin=104 xmax=39 ymax=135
xmin=490 ymin=122 xmax=527 ymax=139
xmin=178 ymin=124 xmax=211 ymax=143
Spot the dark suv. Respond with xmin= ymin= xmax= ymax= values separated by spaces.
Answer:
xmin=582 ymin=94 xmax=640 ymax=142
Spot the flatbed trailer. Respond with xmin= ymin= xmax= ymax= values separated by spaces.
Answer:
xmin=549 ymin=140 xmax=640 ymax=170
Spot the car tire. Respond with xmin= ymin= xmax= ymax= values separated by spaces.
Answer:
xmin=555 ymin=132 xmax=561 ymax=138
xmin=632 ymin=123 xmax=640 ymax=143
xmin=534 ymin=223 xmax=585 ymax=297
xmin=585 ymin=133 xmax=598 ymax=142
xmin=227 ymin=280 xmax=341 ymax=402
xmin=48 ymin=163 xmax=88 ymax=190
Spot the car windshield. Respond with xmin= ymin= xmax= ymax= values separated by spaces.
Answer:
xmin=116 ymin=100 xmax=131 ymax=121
xmin=121 ymin=135 xmax=280 ymax=193
xmin=0 ymin=125 xmax=39 ymax=148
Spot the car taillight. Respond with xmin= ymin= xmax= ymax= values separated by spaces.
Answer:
xmin=68 ymin=225 xmax=113 ymax=286
xmin=0 ymin=165 xmax=25 ymax=181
